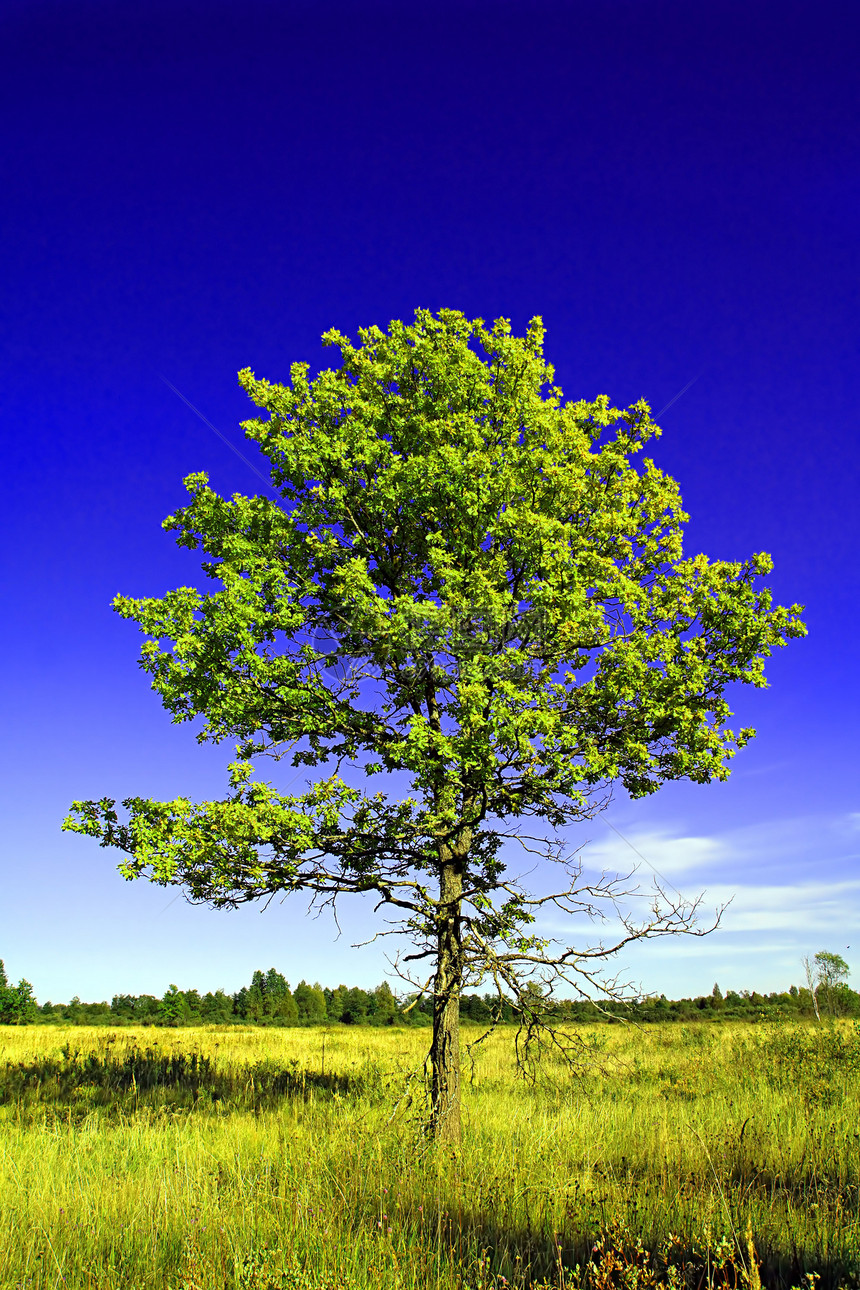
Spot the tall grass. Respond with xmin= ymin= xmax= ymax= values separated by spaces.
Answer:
xmin=0 ymin=1021 xmax=857 ymax=1289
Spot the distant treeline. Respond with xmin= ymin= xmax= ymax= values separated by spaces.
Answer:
xmin=3 ymin=959 xmax=859 ymax=1027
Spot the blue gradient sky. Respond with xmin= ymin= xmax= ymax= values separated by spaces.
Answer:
xmin=1 ymin=0 xmax=857 ymax=1004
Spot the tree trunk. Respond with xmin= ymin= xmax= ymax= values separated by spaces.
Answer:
xmin=429 ymin=859 xmax=463 ymax=1145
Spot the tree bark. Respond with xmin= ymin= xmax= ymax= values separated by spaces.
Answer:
xmin=429 ymin=858 xmax=463 ymax=1145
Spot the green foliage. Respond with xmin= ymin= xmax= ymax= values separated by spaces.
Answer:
xmin=109 ymin=993 xmax=161 ymax=1023
xmin=21 ymin=967 xmax=860 ymax=1030
xmin=200 ymin=988 xmax=234 ymax=1023
xmin=814 ymin=951 xmax=850 ymax=986
xmin=812 ymin=951 xmax=851 ymax=1017
xmin=340 ymin=986 xmax=370 ymax=1026
xmin=236 ymin=968 xmax=299 ymax=1024
xmin=293 ymin=980 xmax=327 ymax=1023
xmin=158 ymin=984 xmax=190 ymax=1027
xmin=371 ymin=981 xmax=398 ymax=1025
xmin=0 ymin=959 xmax=38 ymax=1025
xmin=325 ymin=985 xmax=347 ymax=1022
xmin=748 ymin=1021 xmax=860 ymax=1110
xmin=64 ymin=310 xmax=804 ymax=1021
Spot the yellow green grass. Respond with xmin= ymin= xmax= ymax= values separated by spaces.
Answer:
xmin=1 ymin=1021 xmax=858 ymax=1289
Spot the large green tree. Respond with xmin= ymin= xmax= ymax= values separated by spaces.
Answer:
xmin=65 ymin=310 xmax=804 ymax=1141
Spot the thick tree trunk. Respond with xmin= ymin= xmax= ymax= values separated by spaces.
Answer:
xmin=429 ymin=859 xmax=463 ymax=1145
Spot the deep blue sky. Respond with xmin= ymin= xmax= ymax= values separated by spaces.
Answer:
xmin=1 ymin=0 xmax=858 ymax=1004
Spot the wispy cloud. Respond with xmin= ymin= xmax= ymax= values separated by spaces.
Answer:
xmin=578 ymin=811 xmax=860 ymax=887
xmin=580 ymin=828 xmax=723 ymax=879
xmin=701 ymin=877 xmax=860 ymax=933
xmin=527 ymin=810 xmax=860 ymax=992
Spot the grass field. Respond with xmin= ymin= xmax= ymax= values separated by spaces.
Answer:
xmin=1 ymin=1020 xmax=858 ymax=1290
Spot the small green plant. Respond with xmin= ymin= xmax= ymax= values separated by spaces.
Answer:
xmin=755 ymin=1021 xmax=860 ymax=1106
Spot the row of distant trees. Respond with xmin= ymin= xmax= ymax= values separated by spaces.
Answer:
xmin=2 ymin=953 xmax=857 ymax=1027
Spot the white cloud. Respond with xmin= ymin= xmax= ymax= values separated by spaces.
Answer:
xmin=530 ymin=812 xmax=860 ymax=992
xmin=574 ymin=811 xmax=860 ymax=890
xmin=577 ymin=827 xmax=724 ymax=881
xmin=701 ymin=877 xmax=860 ymax=933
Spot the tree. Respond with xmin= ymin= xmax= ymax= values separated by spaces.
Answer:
xmin=111 ymin=993 xmax=138 ymax=1020
xmin=2 ymin=981 xmax=38 ymax=1025
xmin=158 ymin=983 xmax=189 ymax=1026
xmin=0 ymin=960 xmax=38 ymax=1025
xmin=200 ymin=989 xmax=234 ymax=1023
xmin=371 ymin=980 xmax=399 ymax=1025
xmin=64 ymin=309 xmax=804 ymax=1143
xmin=262 ymin=967 xmax=299 ymax=1023
xmin=341 ymin=986 xmax=370 ymax=1025
xmin=243 ymin=969 xmax=267 ymax=1021
xmin=294 ymin=979 xmax=327 ymax=1023
xmin=325 ymin=985 xmax=347 ymax=1023
xmin=237 ymin=967 xmax=298 ymax=1023
xmin=184 ymin=988 xmax=203 ymax=1020
xmin=812 ymin=950 xmax=851 ymax=1018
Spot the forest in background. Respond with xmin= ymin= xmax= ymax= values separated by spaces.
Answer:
xmin=2 ymin=958 xmax=858 ymax=1027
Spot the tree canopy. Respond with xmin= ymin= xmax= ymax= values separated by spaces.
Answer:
xmin=0 ymin=960 xmax=38 ymax=1025
xmin=65 ymin=309 xmax=805 ymax=1140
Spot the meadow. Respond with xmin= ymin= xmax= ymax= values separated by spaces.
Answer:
xmin=0 ymin=1020 xmax=858 ymax=1290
